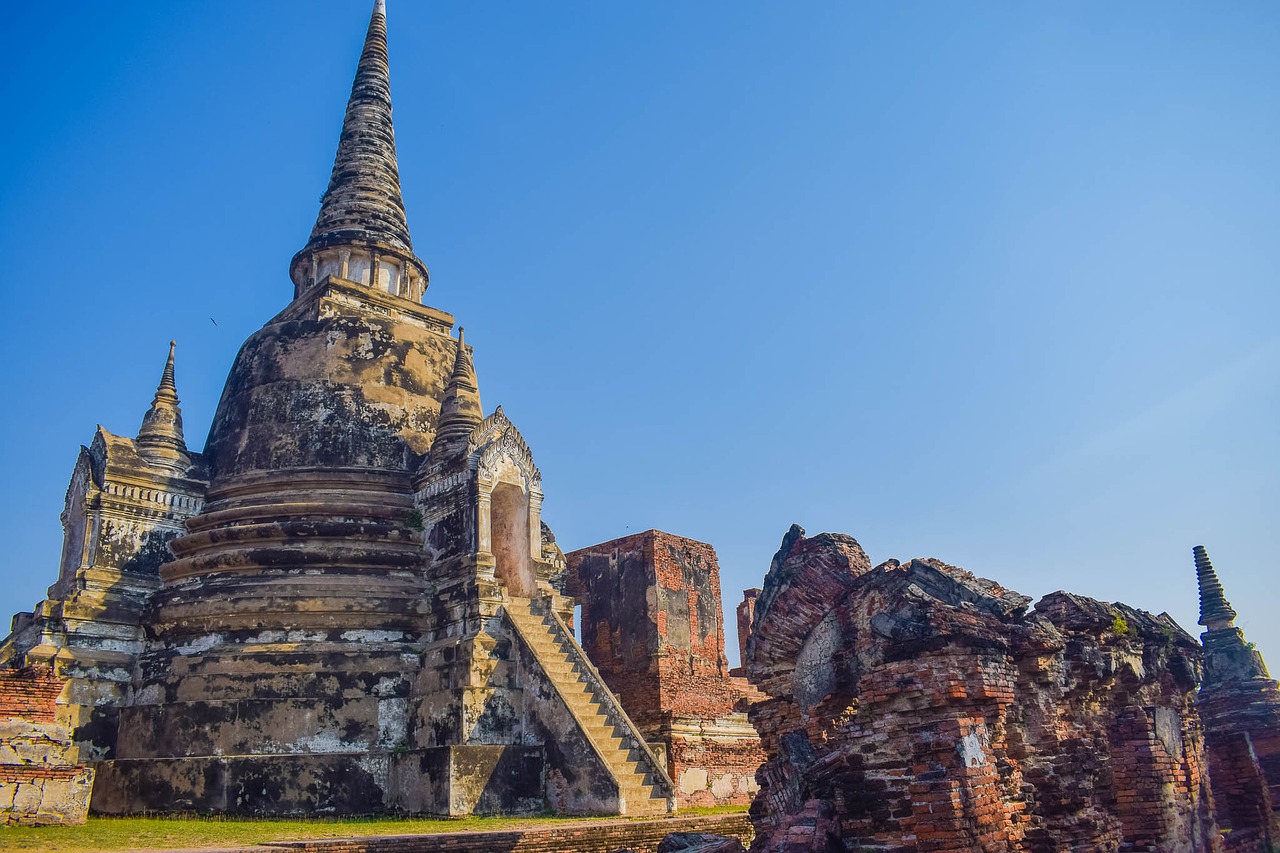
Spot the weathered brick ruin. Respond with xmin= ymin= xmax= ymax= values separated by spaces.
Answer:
xmin=2 ymin=3 xmax=1276 ymax=847
xmin=1193 ymin=546 xmax=1280 ymax=851
xmin=0 ymin=666 xmax=94 ymax=825
xmin=741 ymin=525 xmax=1237 ymax=853
xmin=731 ymin=589 xmax=761 ymax=680
xmin=1 ymin=0 xmax=677 ymax=820
xmin=567 ymin=531 xmax=766 ymax=808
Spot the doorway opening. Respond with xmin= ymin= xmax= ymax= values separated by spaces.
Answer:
xmin=491 ymin=482 xmax=534 ymax=596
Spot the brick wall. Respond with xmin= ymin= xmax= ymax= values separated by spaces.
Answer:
xmin=668 ymin=732 xmax=762 ymax=808
xmin=0 ymin=665 xmax=94 ymax=826
xmin=568 ymin=531 xmax=740 ymax=728
xmin=1204 ymin=731 xmax=1275 ymax=852
xmin=732 ymin=589 xmax=759 ymax=676
xmin=0 ymin=665 xmax=63 ymax=722
xmin=649 ymin=533 xmax=736 ymax=719
xmin=0 ymin=765 xmax=84 ymax=782
xmin=567 ymin=531 xmax=766 ymax=808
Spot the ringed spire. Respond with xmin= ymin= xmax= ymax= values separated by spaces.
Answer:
xmin=290 ymin=0 xmax=429 ymax=302
xmin=136 ymin=341 xmax=192 ymax=473
xmin=1194 ymin=545 xmax=1238 ymax=631
xmin=429 ymin=327 xmax=483 ymax=461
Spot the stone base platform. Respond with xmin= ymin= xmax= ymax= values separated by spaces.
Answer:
xmin=91 ymin=746 xmax=547 ymax=817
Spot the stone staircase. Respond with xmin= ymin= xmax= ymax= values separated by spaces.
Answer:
xmin=504 ymin=596 xmax=674 ymax=816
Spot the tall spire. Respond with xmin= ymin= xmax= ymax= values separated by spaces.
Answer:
xmin=136 ymin=341 xmax=192 ymax=473
xmin=1193 ymin=545 xmax=1272 ymax=687
xmin=429 ymin=328 xmax=483 ymax=460
xmin=1194 ymin=545 xmax=1238 ymax=630
xmin=290 ymin=0 xmax=429 ymax=301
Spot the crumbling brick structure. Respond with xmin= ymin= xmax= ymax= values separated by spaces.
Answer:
xmin=743 ymin=524 xmax=1224 ymax=853
xmin=730 ymin=589 xmax=760 ymax=679
xmin=568 ymin=531 xmax=765 ymax=807
xmin=0 ymin=666 xmax=94 ymax=825
xmin=1193 ymin=545 xmax=1280 ymax=851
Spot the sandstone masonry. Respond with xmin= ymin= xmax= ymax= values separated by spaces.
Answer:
xmin=1 ymin=0 xmax=673 ymax=819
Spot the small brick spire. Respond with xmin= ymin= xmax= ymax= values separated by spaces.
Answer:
xmin=136 ymin=341 xmax=191 ymax=473
xmin=430 ymin=327 xmax=483 ymax=460
xmin=290 ymin=0 xmax=428 ymax=296
xmin=1195 ymin=545 xmax=1238 ymax=631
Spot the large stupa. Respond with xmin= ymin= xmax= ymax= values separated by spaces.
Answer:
xmin=0 ymin=0 xmax=673 ymax=817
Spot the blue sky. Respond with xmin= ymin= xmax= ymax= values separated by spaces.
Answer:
xmin=1 ymin=2 xmax=1277 ymax=666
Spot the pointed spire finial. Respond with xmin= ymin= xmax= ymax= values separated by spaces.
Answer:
xmin=159 ymin=340 xmax=177 ymax=393
xmin=289 ymin=0 xmax=429 ymax=299
xmin=137 ymin=341 xmax=191 ymax=473
xmin=1194 ymin=545 xmax=1238 ymax=630
xmin=429 ymin=328 xmax=483 ymax=460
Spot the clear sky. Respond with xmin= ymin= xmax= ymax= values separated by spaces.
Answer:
xmin=1 ymin=2 xmax=1277 ymax=667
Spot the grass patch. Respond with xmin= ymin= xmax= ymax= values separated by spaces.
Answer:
xmin=2 ymin=807 xmax=748 ymax=851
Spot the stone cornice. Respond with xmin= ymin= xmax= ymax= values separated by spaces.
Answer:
xmin=271 ymin=275 xmax=453 ymax=332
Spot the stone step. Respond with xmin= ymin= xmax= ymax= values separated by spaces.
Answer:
xmin=532 ymin=658 xmax=580 ymax=680
xmin=538 ymin=659 xmax=579 ymax=675
xmin=565 ymin=701 xmax=606 ymax=721
xmin=525 ymin=639 xmax=571 ymax=658
xmin=608 ymin=754 xmax=645 ymax=772
xmin=558 ymin=681 xmax=598 ymax=699
xmin=523 ymin=640 xmax=571 ymax=659
xmin=591 ymin=735 xmax=628 ymax=755
xmin=621 ymin=783 xmax=663 ymax=798
xmin=505 ymin=598 xmax=671 ymax=815
xmin=570 ymin=702 xmax=609 ymax=721
xmin=581 ymin=716 xmax=617 ymax=734
xmin=557 ymin=678 xmax=597 ymax=697
xmin=619 ymin=785 xmax=662 ymax=799
xmin=577 ymin=718 xmax=619 ymax=740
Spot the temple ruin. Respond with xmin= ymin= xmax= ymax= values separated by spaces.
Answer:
xmin=737 ymin=527 xmax=1279 ymax=853
xmin=1 ymin=2 xmax=1277 ymax=849
xmin=567 ymin=531 xmax=766 ymax=808
xmin=1193 ymin=546 xmax=1280 ymax=850
xmin=0 ymin=0 xmax=689 ymax=820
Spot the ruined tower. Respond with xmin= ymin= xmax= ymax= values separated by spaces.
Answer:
xmin=1193 ymin=545 xmax=1280 ymax=849
xmin=3 ymin=0 xmax=672 ymax=818
xmin=566 ymin=531 xmax=765 ymax=807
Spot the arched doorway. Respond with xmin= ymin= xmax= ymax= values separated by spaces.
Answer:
xmin=490 ymin=481 xmax=534 ymax=596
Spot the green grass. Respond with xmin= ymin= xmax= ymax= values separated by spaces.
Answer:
xmin=2 ymin=806 xmax=748 ymax=851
